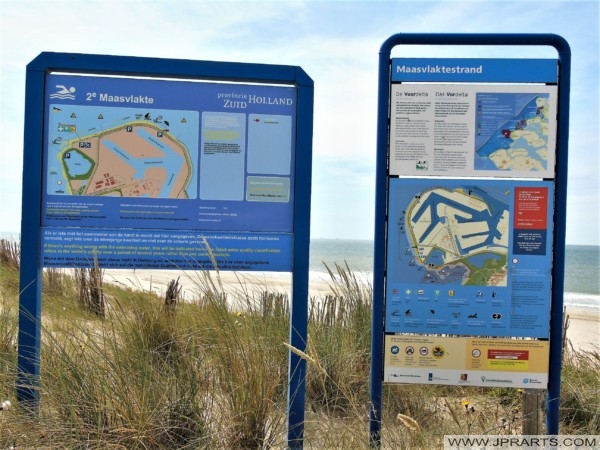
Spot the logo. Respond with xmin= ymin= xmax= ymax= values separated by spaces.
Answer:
xmin=50 ymin=85 xmax=76 ymax=100
xmin=390 ymin=346 xmax=400 ymax=355
xmin=480 ymin=376 xmax=513 ymax=384
xmin=432 ymin=346 xmax=445 ymax=359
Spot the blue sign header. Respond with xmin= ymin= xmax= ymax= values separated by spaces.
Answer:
xmin=392 ymin=58 xmax=558 ymax=83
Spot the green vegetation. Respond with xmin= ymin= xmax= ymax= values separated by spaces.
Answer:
xmin=0 ymin=241 xmax=598 ymax=449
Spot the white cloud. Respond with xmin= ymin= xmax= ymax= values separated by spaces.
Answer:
xmin=0 ymin=0 xmax=598 ymax=244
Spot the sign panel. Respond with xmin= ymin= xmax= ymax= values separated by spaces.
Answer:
xmin=385 ymin=178 xmax=554 ymax=338
xmin=42 ymin=229 xmax=292 ymax=271
xmin=389 ymin=59 xmax=558 ymax=178
xmin=384 ymin=335 xmax=549 ymax=389
xmin=42 ymin=73 xmax=297 ymax=270
xmin=383 ymin=57 xmax=559 ymax=387
xmin=371 ymin=35 xmax=571 ymax=444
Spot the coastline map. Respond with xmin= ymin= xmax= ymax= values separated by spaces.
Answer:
xmin=389 ymin=182 xmax=510 ymax=287
xmin=384 ymin=178 xmax=553 ymax=338
xmin=47 ymin=106 xmax=199 ymax=199
xmin=474 ymin=93 xmax=550 ymax=172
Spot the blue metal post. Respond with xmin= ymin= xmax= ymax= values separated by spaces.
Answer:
xmin=287 ymin=71 xmax=314 ymax=449
xmin=17 ymin=59 xmax=45 ymax=409
xmin=546 ymin=35 xmax=571 ymax=434
xmin=369 ymin=43 xmax=393 ymax=447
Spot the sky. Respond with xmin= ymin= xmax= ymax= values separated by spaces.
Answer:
xmin=1 ymin=0 xmax=598 ymax=245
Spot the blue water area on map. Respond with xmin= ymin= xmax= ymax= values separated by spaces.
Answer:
xmin=64 ymin=151 xmax=92 ymax=177
xmin=424 ymin=249 xmax=445 ymax=266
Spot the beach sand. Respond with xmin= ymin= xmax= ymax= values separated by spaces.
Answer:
xmin=103 ymin=268 xmax=335 ymax=300
xmin=564 ymin=308 xmax=600 ymax=353
xmin=103 ymin=268 xmax=599 ymax=353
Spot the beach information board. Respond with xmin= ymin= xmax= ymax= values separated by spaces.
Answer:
xmin=381 ymin=57 xmax=559 ymax=389
xmin=41 ymin=74 xmax=299 ymax=271
xmin=368 ymin=33 xmax=571 ymax=444
xmin=19 ymin=52 xmax=314 ymax=448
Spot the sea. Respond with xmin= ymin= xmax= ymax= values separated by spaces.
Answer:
xmin=309 ymin=239 xmax=600 ymax=315
xmin=1 ymin=232 xmax=598 ymax=314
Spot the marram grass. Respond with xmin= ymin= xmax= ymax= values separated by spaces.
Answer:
xmin=0 ymin=242 xmax=598 ymax=448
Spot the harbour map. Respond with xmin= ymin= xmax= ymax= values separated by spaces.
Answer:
xmin=391 ymin=183 xmax=509 ymax=287
xmin=47 ymin=106 xmax=199 ymax=199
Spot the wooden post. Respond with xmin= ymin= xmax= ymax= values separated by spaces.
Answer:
xmin=522 ymin=389 xmax=544 ymax=434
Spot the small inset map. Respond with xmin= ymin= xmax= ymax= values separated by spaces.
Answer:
xmin=475 ymin=93 xmax=550 ymax=172
xmin=47 ymin=106 xmax=199 ymax=198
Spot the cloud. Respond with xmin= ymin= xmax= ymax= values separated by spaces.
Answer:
xmin=0 ymin=0 xmax=598 ymax=243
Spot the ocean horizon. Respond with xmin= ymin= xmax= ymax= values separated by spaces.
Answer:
xmin=309 ymin=238 xmax=600 ymax=315
xmin=1 ymin=233 xmax=598 ymax=313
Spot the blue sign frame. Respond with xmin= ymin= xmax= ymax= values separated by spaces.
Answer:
xmin=18 ymin=52 xmax=313 ymax=448
xmin=370 ymin=34 xmax=571 ymax=447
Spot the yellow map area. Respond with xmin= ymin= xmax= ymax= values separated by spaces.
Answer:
xmin=60 ymin=122 xmax=191 ymax=198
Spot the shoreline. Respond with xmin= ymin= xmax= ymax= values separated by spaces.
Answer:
xmin=103 ymin=268 xmax=599 ymax=353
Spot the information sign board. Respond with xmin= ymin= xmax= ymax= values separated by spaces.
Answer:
xmin=389 ymin=58 xmax=558 ymax=178
xmin=384 ymin=335 xmax=549 ymax=388
xmin=382 ymin=57 xmax=559 ymax=388
xmin=41 ymin=73 xmax=298 ymax=271
xmin=370 ymin=33 xmax=571 ymax=444
xmin=18 ymin=52 xmax=313 ymax=449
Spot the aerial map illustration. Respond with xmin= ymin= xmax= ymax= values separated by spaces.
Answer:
xmin=389 ymin=180 xmax=509 ymax=287
xmin=46 ymin=105 xmax=199 ymax=199
xmin=474 ymin=93 xmax=550 ymax=172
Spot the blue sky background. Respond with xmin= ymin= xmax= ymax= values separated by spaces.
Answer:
xmin=1 ymin=0 xmax=598 ymax=245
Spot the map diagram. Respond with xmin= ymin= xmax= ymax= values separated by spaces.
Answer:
xmin=391 ymin=183 xmax=509 ymax=287
xmin=47 ymin=106 xmax=199 ymax=199
xmin=475 ymin=93 xmax=550 ymax=172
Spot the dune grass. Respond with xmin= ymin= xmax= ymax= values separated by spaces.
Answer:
xmin=0 ymin=240 xmax=598 ymax=449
